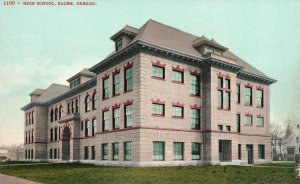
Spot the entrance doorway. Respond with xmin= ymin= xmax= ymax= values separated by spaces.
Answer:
xmin=219 ymin=140 xmax=232 ymax=162
xmin=246 ymin=144 xmax=254 ymax=164
xmin=62 ymin=127 xmax=71 ymax=160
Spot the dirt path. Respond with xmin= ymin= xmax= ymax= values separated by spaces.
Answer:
xmin=0 ymin=173 xmax=40 ymax=184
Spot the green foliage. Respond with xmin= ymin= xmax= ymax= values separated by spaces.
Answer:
xmin=0 ymin=163 xmax=298 ymax=184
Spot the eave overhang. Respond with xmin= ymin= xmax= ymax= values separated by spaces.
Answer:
xmin=21 ymin=77 xmax=97 ymax=111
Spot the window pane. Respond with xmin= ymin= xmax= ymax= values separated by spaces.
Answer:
xmin=173 ymin=142 xmax=184 ymax=160
xmin=172 ymin=106 xmax=183 ymax=117
xmin=218 ymin=90 xmax=223 ymax=108
xmin=153 ymin=142 xmax=164 ymax=161
xmin=256 ymin=117 xmax=264 ymax=126
xmin=218 ymin=77 xmax=223 ymax=87
xmin=114 ymin=108 xmax=120 ymax=129
xmin=191 ymin=75 xmax=200 ymax=95
xmin=172 ymin=70 xmax=183 ymax=83
xmin=224 ymin=91 xmax=230 ymax=110
xmin=152 ymin=66 xmax=164 ymax=78
xmin=125 ymin=105 xmax=133 ymax=127
xmin=113 ymin=143 xmax=119 ymax=160
xmin=124 ymin=142 xmax=132 ymax=161
xmin=191 ymin=109 xmax=200 ymax=130
xmin=245 ymin=87 xmax=252 ymax=105
xmin=245 ymin=116 xmax=252 ymax=125
xmin=192 ymin=143 xmax=201 ymax=160
xmin=152 ymin=104 xmax=164 ymax=115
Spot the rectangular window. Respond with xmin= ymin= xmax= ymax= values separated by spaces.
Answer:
xmin=225 ymin=79 xmax=230 ymax=89
xmin=237 ymin=114 xmax=241 ymax=133
xmin=102 ymin=111 xmax=109 ymax=131
xmin=172 ymin=70 xmax=184 ymax=83
xmin=153 ymin=141 xmax=164 ymax=161
xmin=226 ymin=126 xmax=231 ymax=131
xmin=218 ymin=90 xmax=223 ymax=109
xmin=190 ymin=75 xmax=200 ymax=96
xmin=102 ymin=78 xmax=109 ymax=99
xmin=116 ymin=38 xmax=122 ymax=51
xmin=191 ymin=109 xmax=200 ymax=130
xmin=91 ymin=146 xmax=95 ymax=160
xmin=152 ymin=65 xmax=164 ymax=79
xmin=245 ymin=87 xmax=252 ymax=106
xmin=84 ymin=146 xmax=89 ymax=160
xmin=124 ymin=142 xmax=132 ymax=161
xmin=50 ymin=149 xmax=53 ymax=159
xmin=54 ymin=148 xmax=57 ymax=159
xmin=113 ymin=73 xmax=120 ymax=96
xmin=238 ymin=144 xmax=241 ymax=160
xmin=172 ymin=106 xmax=183 ymax=118
xmin=218 ymin=125 xmax=223 ymax=131
xmin=50 ymin=129 xmax=53 ymax=142
xmin=92 ymin=119 xmax=96 ymax=136
xmin=85 ymin=120 xmax=89 ymax=137
xmin=256 ymin=90 xmax=263 ymax=107
xmin=152 ymin=104 xmax=164 ymax=116
xmin=112 ymin=143 xmax=119 ymax=160
xmin=245 ymin=115 xmax=253 ymax=125
xmin=125 ymin=67 xmax=133 ymax=91
xmin=224 ymin=91 xmax=230 ymax=110
xmin=256 ymin=117 xmax=264 ymax=127
xmin=191 ymin=143 xmax=201 ymax=160
xmin=31 ymin=149 xmax=33 ymax=159
xmin=125 ymin=104 xmax=133 ymax=127
xmin=173 ymin=142 xmax=184 ymax=160
xmin=113 ymin=108 xmax=120 ymax=129
xmin=54 ymin=128 xmax=57 ymax=141
xmin=102 ymin=143 xmax=108 ymax=160
xmin=258 ymin=145 xmax=265 ymax=159
xmin=218 ymin=77 xmax=223 ymax=87
xmin=236 ymin=84 xmax=240 ymax=103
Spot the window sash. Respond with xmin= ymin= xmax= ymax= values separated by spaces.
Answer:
xmin=256 ymin=90 xmax=263 ymax=107
xmin=91 ymin=146 xmax=95 ymax=160
xmin=113 ymin=73 xmax=120 ymax=95
xmin=113 ymin=143 xmax=119 ymax=160
xmin=191 ymin=143 xmax=201 ymax=160
xmin=191 ymin=109 xmax=200 ymax=130
xmin=245 ymin=87 xmax=252 ymax=105
xmin=245 ymin=116 xmax=252 ymax=125
xmin=102 ymin=144 xmax=108 ymax=160
xmin=224 ymin=79 xmax=230 ymax=89
xmin=258 ymin=145 xmax=265 ymax=159
xmin=84 ymin=146 xmax=89 ymax=160
xmin=172 ymin=106 xmax=183 ymax=117
xmin=125 ymin=68 xmax=133 ymax=91
xmin=113 ymin=108 xmax=120 ymax=129
xmin=256 ymin=117 xmax=264 ymax=126
xmin=152 ymin=66 xmax=164 ymax=78
xmin=224 ymin=91 xmax=230 ymax=110
xmin=125 ymin=105 xmax=133 ymax=127
xmin=218 ymin=90 xmax=223 ymax=108
xmin=173 ymin=142 xmax=184 ymax=160
xmin=124 ymin=142 xmax=132 ymax=161
xmin=218 ymin=77 xmax=223 ymax=87
xmin=236 ymin=84 xmax=240 ymax=103
xmin=103 ymin=79 xmax=109 ymax=98
xmin=103 ymin=111 xmax=109 ymax=131
xmin=190 ymin=75 xmax=200 ymax=95
xmin=153 ymin=142 xmax=164 ymax=161
xmin=152 ymin=104 xmax=164 ymax=115
xmin=172 ymin=70 xmax=183 ymax=83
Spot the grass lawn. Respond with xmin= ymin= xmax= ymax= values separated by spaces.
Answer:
xmin=0 ymin=163 xmax=298 ymax=184
xmin=255 ymin=162 xmax=297 ymax=168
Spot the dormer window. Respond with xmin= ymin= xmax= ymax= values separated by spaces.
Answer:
xmin=70 ymin=77 xmax=80 ymax=89
xmin=116 ymin=38 xmax=122 ymax=51
xmin=205 ymin=46 xmax=223 ymax=55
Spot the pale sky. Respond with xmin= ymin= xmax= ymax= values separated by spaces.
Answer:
xmin=0 ymin=0 xmax=299 ymax=146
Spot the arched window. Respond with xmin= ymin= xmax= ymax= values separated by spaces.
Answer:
xmin=76 ymin=99 xmax=79 ymax=113
xmin=32 ymin=111 xmax=34 ymax=124
xmin=59 ymin=106 xmax=63 ymax=119
xmin=50 ymin=109 xmax=54 ymax=122
xmin=92 ymin=92 xmax=97 ymax=110
xmin=55 ymin=108 xmax=58 ymax=121
xmin=71 ymin=101 xmax=74 ymax=113
xmin=28 ymin=112 xmax=31 ymax=125
xmin=85 ymin=95 xmax=91 ymax=112
xmin=67 ymin=103 xmax=70 ymax=114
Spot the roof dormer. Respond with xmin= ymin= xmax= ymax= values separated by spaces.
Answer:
xmin=193 ymin=36 xmax=227 ymax=56
xmin=67 ymin=68 xmax=95 ymax=89
xmin=110 ymin=25 xmax=138 ymax=52
xmin=29 ymin=89 xmax=45 ymax=102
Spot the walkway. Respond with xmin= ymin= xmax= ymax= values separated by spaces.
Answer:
xmin=0 ymin=173 xmax=40 ymax=184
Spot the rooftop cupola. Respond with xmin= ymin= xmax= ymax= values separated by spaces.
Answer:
xmin=67 ymin=68 xmax=95 ymax=89
xmin=110 ymin=25 xmax=139 ymax=52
